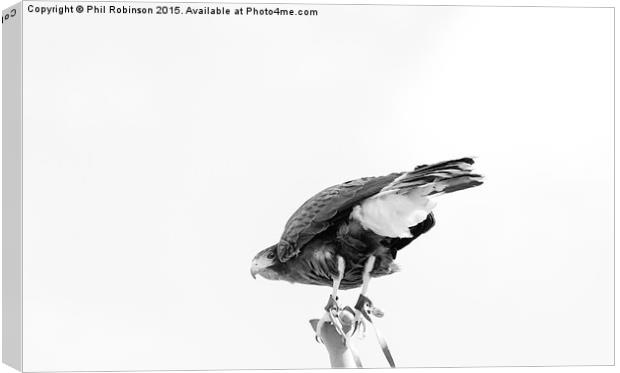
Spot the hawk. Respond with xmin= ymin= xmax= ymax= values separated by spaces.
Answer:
xmin=251 ymin=157 xmax=483 ymax=295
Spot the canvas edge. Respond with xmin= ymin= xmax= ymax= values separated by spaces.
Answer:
xmin=2 ymin=2 xmax=23 ymax=371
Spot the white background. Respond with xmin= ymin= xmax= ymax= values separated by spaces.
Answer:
xmin=1 ymin=0 xmax=616 ymax=372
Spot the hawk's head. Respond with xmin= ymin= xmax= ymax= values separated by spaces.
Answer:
xmin=250 ymin=244 xmax=281 ymax=280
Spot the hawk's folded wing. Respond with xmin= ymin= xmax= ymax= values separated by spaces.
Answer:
xmin=276 ymin=174 xmax=399 ymax=262
xmin=276 ymin=157 xmax=482 ymax=262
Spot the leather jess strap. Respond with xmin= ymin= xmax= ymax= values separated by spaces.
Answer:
xmin=353 ymin=294 xmax=396 ymax=368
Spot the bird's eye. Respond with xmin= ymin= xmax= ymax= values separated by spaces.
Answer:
xmin=267 ymin=252 xmax=276 ymax=260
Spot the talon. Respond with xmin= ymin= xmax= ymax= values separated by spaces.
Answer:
xmin=330 ymin=315 xmax=346 ymax=338
xmin=351 ymin=318 xmax=363 ymax=337
xmin=356 ymin=320 xmax=367 ymax=338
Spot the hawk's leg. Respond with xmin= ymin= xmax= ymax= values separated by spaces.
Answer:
xmin=351 ymin=255 xmax=384 ymax=336
xmin=332 ymin=255 xmax=345 ymax=299
xmin=352 ymin=255 xmax=396 ymax=367
xmin=360 ymin=255 xmax=375 ymax=296
xmin=315 ymin=256 xmax=346 ymax=343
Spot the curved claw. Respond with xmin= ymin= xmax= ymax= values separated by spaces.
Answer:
xmin=351 ymin=318 xmax=368 ymax=339
xmin=353 ymin=307 xmax=372 ymax=339
xmin=359 ymin=320 xmax=368 ymax=338
xmin=328 ymin=310 xmax=346 ymax=338
xmin=348 ymin=310 xmax=364 ymax=338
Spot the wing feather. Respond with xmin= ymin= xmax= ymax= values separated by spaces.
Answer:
xmin=276 ymin=157 xmax=483 ymax=262
xmin=276 ymin=174 xmax=399 ymax=262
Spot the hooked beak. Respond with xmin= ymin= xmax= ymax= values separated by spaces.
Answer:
xmin=250 ymin=262 xmax=259 ymax=279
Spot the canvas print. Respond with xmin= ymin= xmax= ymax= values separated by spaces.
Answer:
xmin=1 ymin=1 xmax=614 ymax=371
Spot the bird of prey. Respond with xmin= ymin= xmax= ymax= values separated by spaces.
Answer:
xmin=251 ymin=157 xmax=482 ymax=356
xmin=251 ymin=157 xmax=482 ymax=294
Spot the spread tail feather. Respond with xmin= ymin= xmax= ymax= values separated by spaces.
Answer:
xmin=350 ymin=157 xmax=483 ymax=238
